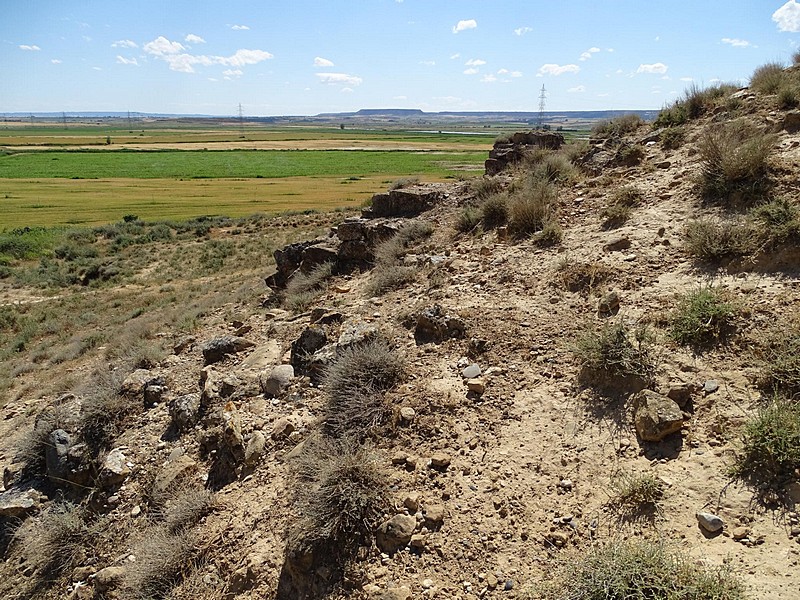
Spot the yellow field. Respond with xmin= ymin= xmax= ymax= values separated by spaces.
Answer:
xmin=0 ymin=176 xmax=404 ymax=227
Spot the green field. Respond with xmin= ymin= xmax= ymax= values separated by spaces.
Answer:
xmin=0 ymin=149 xmax=485 ymax=179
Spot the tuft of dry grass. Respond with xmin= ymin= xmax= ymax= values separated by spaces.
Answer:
xmin=283 ymin=262 xmax=334 ymax=312
xmin=481 ymin=192 xmax=510 ymax=229
xmin=121 ymin=526 xmax=199 ymax=600
xmin=750 ymin=62 xmax=787 ymax=95
xmin=697 ymin=120 xmax=773 ymax=207
xmin=683 ymin=217 xmax=760 ymax=261
xmin=601 ymin=186 xmax=643 ymax=229
xmin=575 ymin=320 xmax=656 ymax=389
xmin=508 ymin=179 xmax=559 ymax=238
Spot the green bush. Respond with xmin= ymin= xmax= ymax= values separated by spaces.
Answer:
xmin=575 ymin=321 xmax=655 ymax=387
xmin=533 ymin=540 xmax=747 ymax=600
xmin=592 ymin=114 xmax=643 ymax=139
xmin=758 ymin=329 xmax=800 ymax=396
xmin=669 ymin=287 xmax=736 ymax=349
xmin=470 ymin=176 xmax=503 ymax=200
xmin=683 ymin=218 xmax=760 ymax=261
xmin=532 ymin=152 xmax=579 ymax=184
xmin=660 ymin=126 xmax=685 ymax=150
xmin=609 ymin=470 xmax=664 ymax=516
xmin=731 ymin=400 xmax=800 ymax=491
xmin=456 ymin=206 xmax=481 ymax=232
xmin=654 ymin=82 xmax=739 ymax=128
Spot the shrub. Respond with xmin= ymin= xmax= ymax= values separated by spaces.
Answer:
xmin=77 ymin=367 xmax=138 ymax=455
xmin=16 ymin=503 xmax=93 ymax=582
xmin=388 ymin=177 xmax=420 ymax=190
xmin=534 ymin=539 xmax=747 ymax=600
xmin=730 ymin=400 xmax=800 ymax=492
xmin=288 ymin=438 xmax=388 ymax=566
xmin=750 ymin=62 xmax=787 ymax=95
xmin=592 ymin=114 xmax=642 ymax=139
xmin=575 ymin=321 xmax=655 ymax=388
xmin=660 ymin=126 xmax=685 ymax=150
xmin=481 ymin=193 xmax=509 ymax=229
xmin=560 ymin=140 xmax=590 ymax=163
xmin=373 ymin=220 xmax=433 ymax=266
xmin=654 ymin=82 xmax=739 ymax=128
xmin=324 ymin=337 xmax=404 ymax=404
xmin=363 ymin=264 xmax=417 ymax=297
xmin=536 ymin=218 xmax=563 ymax=246
xmin=669 ymin=286 xmax=736 ymax=349
xmin=601 ymin=186 xmax=643 ymax=229
xmin=14 ymin=402 xmax=72 ymax=477
xmin=777 ymin=85 xmax=800 ymax=109
xmin=121 ymin=526 xmax=198 ymax=600
xmin=155 ymin=486 xmax=216 ymax=534
xmin=470 ymin=177 xmax=503 ymax=200
xmin=508 ymin=179 xmax=558 ymax=237
xmin=532 ymin=152 xmax=579 ymax=184
xmin=283 ymin=262 xmax=334 ymax=311
xmin=697 ymin=120 xmax=773 ymax=205
xmin=752 ymin=197 xmax=800 ymax=245
xmin=557 ymin=259 xmax=613 ymax=294
xmin=609 ymin=470 xmax=664 ymax=517
xmin=758 ymin=329 xmax=800 ymax=395
xmin=683 ymin=217 xmax=760 ymax=261
xmin=456 ymin=206 xmax=481 ymax=232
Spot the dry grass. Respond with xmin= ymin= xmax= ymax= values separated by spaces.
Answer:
xmin=683 ymin=217 xmax=760 ymax=261
xmin=575 ymin=320 xmax=656 ymax=389
xmin=532 ymin=539 xmax=747 ymax=600
xmin=609 ymin=470 xmax=664 ymax=518
xmin=669 ymin=286 xmax=737 ymax=350
xmin=591 ymin=114 xmax=643 ymax=139
xmin=750 ymin=62 xmax=787 ymax=95
xmin=283 ymin=262 xmax=334 ymax=311
xmin=697 ymin=120 xmax=773 ymax=207
xmin=508 ymin=179 xmax=559 ymax=238
xmin=556 ymin=259 xmax=613 ymax=295
xmin=288 ymin=437 xmax=388 ymax=566
xmin=757 ymin=328 xmax=800 ymax=396
xmin=121 ymin=526 xmax=199 ymax=600
xmin=481 ymin=192 xmax=510 ymax=229
xmin=601 ymin=186 xmax=643 ymax=229
xmin=366 ymin=221 xmax=433 ymax=295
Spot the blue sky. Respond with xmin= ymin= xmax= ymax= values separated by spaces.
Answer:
xmin=3 ymin=1 xmax=800 ymax=116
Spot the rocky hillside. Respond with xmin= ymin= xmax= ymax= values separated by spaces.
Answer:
xmin=2 ymin=73 xmax=800 ymax=600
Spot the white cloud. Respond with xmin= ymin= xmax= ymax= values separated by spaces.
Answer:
xmin=19 ymin=44 xmax=41 ymax=51
xmin=514 ymin=26 xmax=532 ymax=36
xmin=721 ymin=37 xmax=754 ymax=47
xmin=393 ymin=95 xmax=407 ymax=100
xmin=537 ymin=63 xmax=580 ymax=76
xmin=774 ymin=1 xmax=800 ymax=32
xmin=463 ymin=67 xmax=479 ymax=75
xmin=231 ymin=24 xmax=250 ymax=30
xmin=111 ymin=39 xmax=137 ymax=48
xmin=450 ymin=53 xmax=460 ymax=60
xmin=92 ymin=66 xmax=102 ymax=71
xmin=465 ymin=58 xmax=486 ymax=66
xmin=314 ymin=56 xmax=334 ymax=67
xmin=481 ymin=73 xmax=497 ymax=83
xmin=568 ymin=85 xmax=586 ymax=93
xmin=143 ymin=36 xmax=185 ymax=56
xmin=341 ymin=87 xmax=354 ymax=93
xmin=510 ymin=70 xmax=522 ymax=78
xmin=579 ymin=47 xmax=600 ymax=61
xmin=144 ymin=37 xmax=273 ymax=73
xmin=185 ymin=34 xmax=205 ymax=44
xmin=420 ymin=60 xmax=436 ymax=66
xmin=51 ymin=59 xmax=62 ymax=64
xmin=223 ymin=69 xmax=243 ymax=79
xmin=679 ymin=76 xmax=694 ymax=82
xmin=116 ymin=55 xmax=138 ymax=66
xmin=452 ymin=19 xmax=477 ymax=34
xmin=316 ymin=72 xmax=363 ymax=86
xmin=637 ymin=62 xmax=668 ymax=74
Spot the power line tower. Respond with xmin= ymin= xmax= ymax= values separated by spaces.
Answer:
xmin=537 ymin=84 xmax=547 ymax=129
xmin=127 ymin=110 xmax=132 ymax=128
xmin=62 ymin=111 xmax=68 ymax=130
xmin=237 ymin=103 xmax=245 ymax=137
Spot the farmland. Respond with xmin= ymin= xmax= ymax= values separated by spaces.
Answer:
xmin=0 ymin=122 xmax=495 ymax=228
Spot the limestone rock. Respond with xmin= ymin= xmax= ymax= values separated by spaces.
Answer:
xmin=415 ymin=305 xmax=466 ymax=343
xmin=201 ymin=336 xmax=255 ymax=365
xmin=423 ymin=504 xmax=446 ymax=529
xmin=364 ymin=188 xmax=441 ymax=218
xmin=260 ymin=364 xmax=295 ymax=397
xmin=120 ymin=369 xmax=153 ymax=395
xmin=696 ymin=512 xmax=724 ymax=533
xmin=100 ymin=448 xmax=131 ymax=488
xmin=92 ymin=566 xmax=126 ymax=591
xmin=222 ymin=401 xmax=245 ymax=462
xmin=290 ymin=326 xmax=327 ymax=369
xmin=45 ymin=429 xmax=72 ymax=483
xmin=376 ymin=514 xmax=417 ymax=553
xmin=633 ymin=390 xmax=684 ymax=442
xmin=0 ymin=487 xmax=40 ymax=518
xmin=245 ymin=431 xmax=267 ymax=467
xmin=152 ymin=454 xmax=197 ymax=499
xmin=169 ymin=393 xmax=201 ymax=433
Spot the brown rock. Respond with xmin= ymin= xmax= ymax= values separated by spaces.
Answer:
xmin=633 ymin=390 xmax=684 ymax=442
xmin=376 ymin=514 xmax=416 ymax=553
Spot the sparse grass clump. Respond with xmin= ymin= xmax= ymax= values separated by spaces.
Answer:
xmin=730 ymin=399 xmax=800 ymax=492
xmin=508 ymin=179 xmax=559 ymax=238
xmin=752 ymin=197 xmax=800 ymax=244
xmin=600 ymin=186 xmax=644 ymax=229
xmin=757 ymin=329 xmax=800 ymax=396
xmin=660 ymin=126 xmax=685 ymax=150
xmin=283 ymin=262 xmax=334 ymax=311
xmin=470 ymin=176 xmax=503 ymax=200
xmin=669 ymin=286 xmax=736 ymax=349
xmin=364 ymin=264 xmax=417 ymax=296
xmin=323 ymin=336 xmax=405 ymax=436
xmin=697 ymin=120 xmax=773 ymax=206
xmin=534 ymin=539 xmax=747 ymax=600
xmin=556 ymin=258 xmax=613 ymax=295
xmin=750 ymin=62 xmax=787 ymax=95
xmin=388 ymin=176 xmax=420 ymax=190
xmin=609 ymin=470 xmax=664 ymax=517
xmin=532 ymin=152 xmax=579 ymax=184
xmin=481 ymin=192 xmax=510 ymax=229
xmin=156 ymin=486 xmax=216 ymax=534
xmin=366 ymin=220 xmax=433 ymax=295
xmin=654 ymin=82 xmax=739 ymax=128
xmin=456 ymin=206 xmax=482 ymax=232
xmin=683 ymin=217 xmax=760 ymax=261
xmin=592 ymin=114 xmax=643 ymax=139
xmin=289 ymin=438 xmax=388 ymax=567
xmin=575 ymin=321 xmax=655 ymax=388
xmin=121 ymin=526 xmax=199 ymax=600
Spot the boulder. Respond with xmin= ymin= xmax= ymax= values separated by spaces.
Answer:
xmin=260 ymin=364 xmax=295 ymax=397
xmin=45 ymin=429 xmax=72 ymax=483
xmin=363 ymin=188 xmax=441 ymax=218
xmin=143 ymin=377 xmax=167 ymax=408
xmin=0 ymin=487 xmax=40 ymax=518
xmin=99 ymin=448 xmax=131 ymax=488
xmin=245 ymin=431 xmax=267 ymax=467
xmin=92 ymin=566 xmax=126 ymax=592
xmin=696 ymin=512 xmax=724 ymax=533
xmin=784 ymin=110 xmax=800 ymax=133
xmin=120 ymin=369 xmax=153 ymax=395
xmin=376 ymin=514 xmax=417 ymax=553
xmin=415 ymin=305 xmax=466 ymax=343
xmin=201 ymin=336 xmax=255 ymax=365
xmin=291 ymin=326 xmax=328 ymax=369
xmin=633 ymin=390 xmax=684 ymax=442
xmin=169 ymin=393 xmax=201 ymax=432
xmin=152 ymin=454 xmax=197 ymax=499
xmin=222 ymin=401 xmax=245 ymax=462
